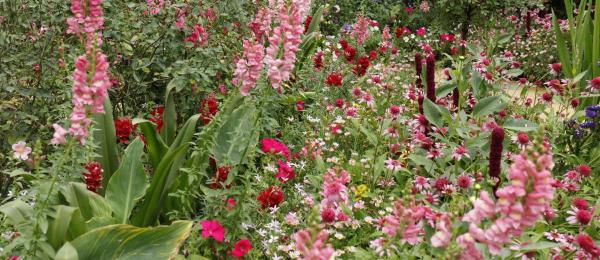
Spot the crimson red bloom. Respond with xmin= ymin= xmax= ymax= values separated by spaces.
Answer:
xmin=232 ymin=239 xmax=252 ymax=258
xmin=83 ymin=161 xmax=103 ymax=193
xmin=149 ymin=106 xmax=165 ymax=132
xmin=313 ymin=51 xmax=324 ymax=70
xmin=199 ymin=93 xmax=219 ymax=125
xmin=573 ymin=197 xmax=589 ymax=210
xmin=321 ymin=208 xmax=336 ymax=223
xmin=114 ymin=117 xmax=134 ymax=144
xmin=304 ymin=16 xmax=313 ymax=33
xmin=257 ymin=186 xmax=284 ymax=209
xmin=296 ymin=100 xmax=305 ymax=111
xmin=275 ymin=160 xmax=295 ymax=183
xmin=354 ymin=56 xmax=370 ymax=76
xmin=325 ymin=73 xmax=343 ymax=87
xmin=576 ymin=234 xmax=600 ymax=257
xmin=489 ymin=126 xmax=505 ymax=193
xmin=576 ymin=164 xmax=591 ymax=177
xmin=200 ymin=220 xmax=225 ymax=242
xmin=261 ymin=138 xmax=291 ymax=160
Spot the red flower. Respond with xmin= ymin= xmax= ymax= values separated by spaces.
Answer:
xmin=185 ymin=24 xmax=208 ymax=48
xmin=261 ymin=138 xmax=291 ymax=160
xmin=354 ymin=56 xmax=370 ymax=76
xmin=369 ymin=50 xmax=378 ymax=61
xmin=149 ymin=106 xmax=165 ymax=132
xmin=325 ymin=73 xmax=343 ymax=87
xmin=321 ymin=208 xmax=336 ymax=223
xmin=232 ymin=239 xmax=252 ymax=258
xmin=304 ymin=16 xmax=313 ymax=33
xmin=200 ymin=220 xmax=225 ymax=242
xmin=83 ymin=161 xmax=103 ymax=193
xmin=576 ymin=164 xmax=591 ymax=177
xmin=576 ymin=209 xmax=593 ymax=225
xmin=210 ymin=165 xmax=231 ymax=189
xmin=313 ymin=51 xmax=324 ymax=70
xmin=425 ymin=54 xmax=436 ymax=102
xmin=275 ymin=160 xmax=295 ymax=183
xmin=573 ymin=197 xmax=589 ymax=210
xmin=576 ymin=234 xmax=600 ymax=257
xmin=489 ymin=127 xmax=505 ymax=193
xmin=257 ymin=186 xmax=284 ymax=209
xmin=114 ymin=117 xmax=134 ymax=144
xmin=296 ymin=100 xmax=305 ymax=111
xmin=199 ymin=93 xmax=219 ymax=125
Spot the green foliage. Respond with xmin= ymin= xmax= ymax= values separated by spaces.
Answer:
xmin=93 ymin=98 xmax=120 ymax=191
xmin=105 ymin=138 xmax=147 ymax=224
xmin=59 ymin=221 xmax=192 ymax=260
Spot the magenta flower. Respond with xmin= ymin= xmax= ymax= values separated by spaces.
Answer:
xmin=231 ymin=239 xmax=252 ymax=258
xmin=200 ymin=220 xmax=225 ymax=242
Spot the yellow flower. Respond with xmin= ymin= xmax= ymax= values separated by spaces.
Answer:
xmin=354 ymin=184 xmax=370 ymax=198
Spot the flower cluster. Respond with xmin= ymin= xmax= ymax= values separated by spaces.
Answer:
xmin=82 ymin=161 xmax=103 ymax=192
xmin=459 ymin=150 xmax=555 ymax=256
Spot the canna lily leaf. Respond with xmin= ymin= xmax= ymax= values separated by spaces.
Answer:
xmin=105 ymin=138 xmax=148 ymax=224
xmin=68 ymin=221 xmax=192 ymax=260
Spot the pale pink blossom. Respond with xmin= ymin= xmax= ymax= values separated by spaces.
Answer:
xmin=12 ymin=141 xmax=32 ymax=160
xmin=351 ymin=16 xmax=370 ymax=45
xmin=234 ymin=39 xmax=265 ymax=96
xmin=294 ymin=229 xmax=335 ymax=260
xmin=51 ymin=124 xmax=68 ymax=145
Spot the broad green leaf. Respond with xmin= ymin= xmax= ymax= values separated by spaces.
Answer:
xmin=61 ymin=183 xmax=113 ymax=221
xmin=55 ymin=242 xmax=78 ymax=260
xmin=93 ymin=98 xmax=120 ymax=192
xmin=213 ymin=104 xmax=257 ymax=165
xmin=503 ymin=119 xmax=539 ymax=132
xmin=47 ymin=206 xmax=78 ymax=249
xmin=506 ymin=69 xmax=523 ymax=78
xmin=133 ymin=118 xmax=168 ymax=169
xmin=0 ymin=199 xmax=33 ymax=225
xmin=422 ymin=98 xmax=444 ymax=127
xmin=106 ymin=138 xmax=148 ymax=224
xmin=69 ymin=221 xmax=192 ymax=260
xmin=436 ymin=83 xmax=456 ymax=98
xmin=472 ymin=96 xmax=506 ymax=118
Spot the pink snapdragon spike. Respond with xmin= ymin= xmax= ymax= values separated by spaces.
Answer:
xmin=294 ymin=229 xmax=335 ymax=260
xmin=459 ymin=148 xmax=555 ymax=256
xmin=60 ymin=0 xmax=112 ymax=143
xmin=320 ymin=168 xmax=350 ymax=223
xmin=234 ymin=39 xmax=265 ymax=96
xmin=352 ymin=16 xmax=370 ymax=45
xmin=200 ymin=220 xmax=225 ymax=242
xmin=51 ymin=124 xmax=68 ymax=145
xmin=265 ymin=0 xmax=311 ymax=92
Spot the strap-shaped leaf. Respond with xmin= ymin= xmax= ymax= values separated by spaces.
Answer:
xmin=69 ymin=221 xmax=192 ymax=260
xmin=55 ymin=242 xmax=78 ymax=260
xmin=106 ymin=138 xmax=148 ymax=224
xmin=161 ymin=80 xmax=180 ymax=146
xmin=553 ymin=11 xmax=574 ymax=78
xmin=132 ymin=115 xmax=199 ymax=227
xmin=593 ymin=0 xmax=600 ymax=78
xmin=133 ymin=118 xmax=168 ymax=169
xmin=93 ymin=98 xmax=120 ymax=192
xmin=46 ymin=205 xmax=87 ymax=249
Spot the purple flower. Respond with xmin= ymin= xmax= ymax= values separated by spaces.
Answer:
xmin=580 ymin=122 xmax=597 ymax=129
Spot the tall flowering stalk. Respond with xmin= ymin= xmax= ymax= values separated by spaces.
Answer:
xmin=265 ymin=0 xmax=311 ymax=92
xmin=458 ymin=147 xmax=555 ymax=256
xmin=415 ymin=53 xmax=423 ymax=89
xmin=235 ymin=1 xmax=311 ymax=96
xmin=62 ymin=0 xmax=112 ymax=143
xmin=425 ymin=54 xmax=436 ymax=102
xmin=234 ymin=40 xmax=265 ymax=96
xmin=489 ymin=126 xmax=505 ymax=192
xmin=351 ymin=16 xmax=370 ymax=45
xmin=320 ymin=168 xmax=350 ymax=223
